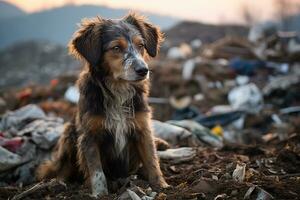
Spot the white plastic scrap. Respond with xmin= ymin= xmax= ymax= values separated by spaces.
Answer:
xmin=152 ymin=120 xmax=192 ymax=146
xmin=232 ymin=163 xmax=246 ymax=182
xmin=228 ymin=83 xmax=263 ymax=114
xmin=64 ymin=86 xmax=80 ymax=103
xmin=182 ymin=57 xmax=202 ymax=80
xmin=157 ymin=147 xmax=196 ymax=164
xmin=167 ymin=43 xmax=192 ymax=60
xmin=190 ymin=39 xmax=202 ymax=49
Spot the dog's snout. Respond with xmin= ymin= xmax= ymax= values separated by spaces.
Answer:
xmin=133 ymin=60 xmax=148 ymax=76
xmin=135 ymin=67 xmax=148 ymax=76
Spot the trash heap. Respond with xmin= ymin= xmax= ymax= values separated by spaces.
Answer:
xmin=0 ymin=23 xmax=300 ymax=199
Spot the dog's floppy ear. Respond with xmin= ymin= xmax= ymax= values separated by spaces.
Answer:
xmin=69 ymin=17 xmax=105 ymax=66
xmin=124 ymin=13 xmax=164 ymax=57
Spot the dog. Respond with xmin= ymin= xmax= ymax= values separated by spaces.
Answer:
xmin=36 ymin=13 xmax=169 ymax=197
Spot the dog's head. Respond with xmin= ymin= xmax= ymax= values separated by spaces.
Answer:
xmin=69 ymin=13 xmax=163 ymax=82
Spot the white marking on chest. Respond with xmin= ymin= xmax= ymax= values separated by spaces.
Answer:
xmin=101 ymin=83 xmax=136 ymax=154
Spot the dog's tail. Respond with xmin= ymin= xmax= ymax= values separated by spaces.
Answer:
xmin=36 ymin=122 xmax=78 ymax=181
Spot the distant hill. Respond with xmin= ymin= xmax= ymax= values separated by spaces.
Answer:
xmin=282 ymin=14 xmax=300 ymax=33
xmin=0 ymin=1 xmax=25 ymax=19
xmin=0 ymin=3 xmax=179 ymax=49
xmin=164 ymin=21 xmax=249 ymax=45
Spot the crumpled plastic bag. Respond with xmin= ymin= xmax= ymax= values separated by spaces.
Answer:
xmin=0 ymin=104 xmax=46 ymax=135
xmin=17 ymin=117 xmax=64 ymax=149
xmin=167 ymin=120 xmax=223 ymax=148
xmin=157 ymin=147 xmax=196 ymax=164
xmin=152 ymin=120 xmax=200 ymax=147
xmin=228 ymin=83 xmax=263 ymax=114
xmin=0 ymin=146 xmax=23 ymax=172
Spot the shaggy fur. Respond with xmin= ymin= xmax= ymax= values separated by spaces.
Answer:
xmin=36 ymin=13 xmax=168 ymax=197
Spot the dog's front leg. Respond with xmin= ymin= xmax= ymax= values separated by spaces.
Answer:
xmin=137 ymin=132 xmax=169 ymax=188
xmin=135 ymin=114 xmax=169 ymax=188
xmin=77 ymin=134 xmax=108 ymax=197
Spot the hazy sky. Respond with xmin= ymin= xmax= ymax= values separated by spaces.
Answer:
xmin=4 ymin=0 xmax=300 ymax=24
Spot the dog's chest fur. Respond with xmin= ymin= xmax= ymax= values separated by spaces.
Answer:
xmin=101 ymin=82 xmax=136 ymax=154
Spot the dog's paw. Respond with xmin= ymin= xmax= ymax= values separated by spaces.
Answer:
xmin=91 ymin=188 xmax=108 ymax=198
xmin=158 ymin=180 xmax=171 ymax=189
xmin=91 ymin=171 xmax=108 ymax=198
xmin=150 ymin=178 xmax=171 ymax=190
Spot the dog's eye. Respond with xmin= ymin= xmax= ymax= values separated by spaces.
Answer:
xmin=112 ymin=46 xmax=121 ymax=53
xmin=138 ymin=44 xmax=144 ymax=49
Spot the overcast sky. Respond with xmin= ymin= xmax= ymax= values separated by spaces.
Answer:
xmin=4 ymin=0 xmax=300 ymax=24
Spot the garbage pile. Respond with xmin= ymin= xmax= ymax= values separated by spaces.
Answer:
xmin=0 ymin=22 xmax=300 ymax=199
xmin=0 ymin=105 xmax=64 ymax=186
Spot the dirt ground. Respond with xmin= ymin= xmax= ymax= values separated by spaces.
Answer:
xmin=1 ymin=132 xmax=299 ymax=200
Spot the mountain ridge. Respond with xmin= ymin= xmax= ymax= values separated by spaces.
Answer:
xmin=0 ymin=3 xmax=179 ymax=49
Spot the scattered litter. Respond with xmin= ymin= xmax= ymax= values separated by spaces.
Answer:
xmin=244 ymin=185 xmax=274 ymax=200
xmin=0 ymin=104 xmax=46 ymax=134
xmin=232 ymin=163 xmax=246 ymax=182
xmin=152 ymin=120 xmax=199 ymax=147
xmin=157 ymin=147 xmax=196 ymax=163
xmin=0 ymin=146 xmax=23 ymax=172
xmin=168 ymin=120 xmax=223 ymax=148
xmin=228 ymin=83 xmax=263 ymax=113
xmin=64 ymin=86 xmax=79 ymax=103
xmin=167 ymin=43 xmax=192 ymax=59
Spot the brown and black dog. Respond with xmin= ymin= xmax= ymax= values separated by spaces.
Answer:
xmin=36 ymin=13 xmax=169 ymax=197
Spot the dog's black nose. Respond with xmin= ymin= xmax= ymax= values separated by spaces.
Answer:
xmin=135 ymin=67 xmax=149 ymax=76
xmin=133 ymin=59 xmax=149 ymax=76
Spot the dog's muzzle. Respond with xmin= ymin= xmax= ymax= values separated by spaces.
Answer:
xmin=133 ymin=59 xmax=149 ymax=77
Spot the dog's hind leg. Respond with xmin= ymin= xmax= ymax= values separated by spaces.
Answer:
xmin=77 ymin=133 xmax=108 ymax=197
xmin=36 ymin=122 xmax=78 ymax=181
